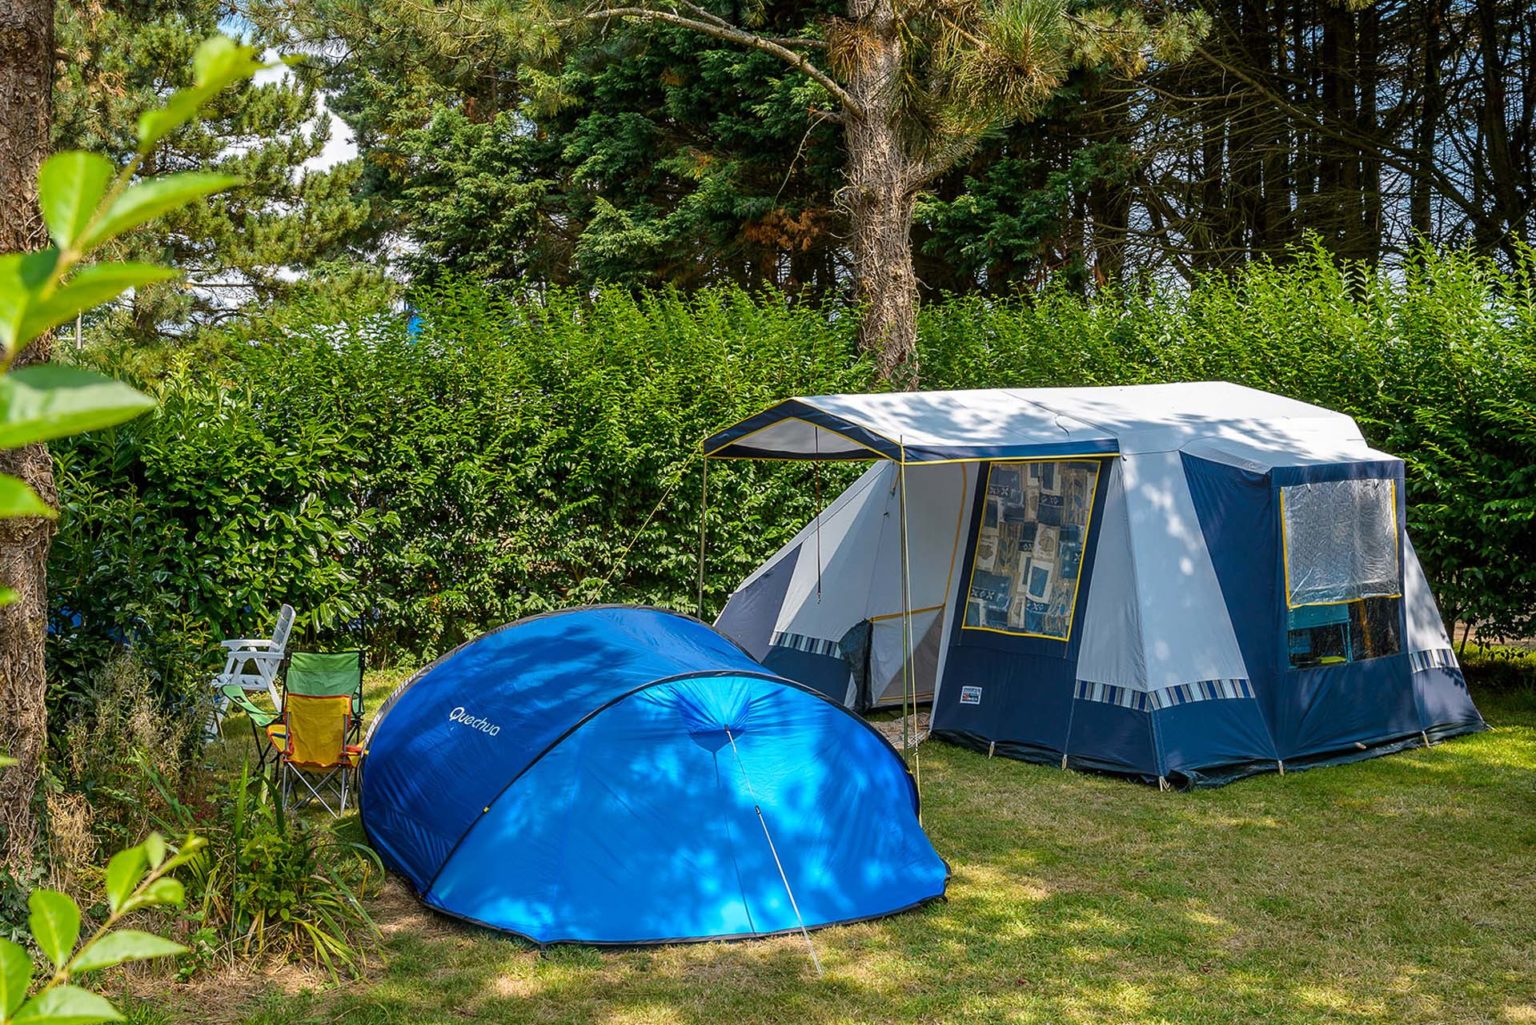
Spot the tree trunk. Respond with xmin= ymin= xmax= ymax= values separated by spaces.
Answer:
xmin=0 ymin=0 xmax=56 ymax=867
xmin=1476 ymin=0 xmax=1520 ymax=251
xmin=1356 ymin=3 xmax=1381 ymax=260
xmin=1409 ymin=0 xmax=1442 ymax=239
xmin=842 ymin=0 xmax=919 ymax=385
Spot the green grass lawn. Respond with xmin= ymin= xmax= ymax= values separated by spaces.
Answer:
xmin=182 ymin=678 xmax=1536 ymax=1025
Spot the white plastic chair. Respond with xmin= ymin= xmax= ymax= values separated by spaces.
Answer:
xmin=208 ymin=605 xmax=295 ymax=732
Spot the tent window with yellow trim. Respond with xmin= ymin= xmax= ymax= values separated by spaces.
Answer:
xmin=964 ymin=460 xmax=1101 ymax=639
xmin=1281 ymin=478 xmax=1400 ymax=607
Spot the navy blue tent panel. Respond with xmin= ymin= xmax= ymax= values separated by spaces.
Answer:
xmin=360 ymin=606 xmax=948 ymax=945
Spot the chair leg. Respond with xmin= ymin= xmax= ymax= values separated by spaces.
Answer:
xmin=298 ymin=768 xmax=341 ymax=817
xmin=246 ymin=719 xmax=270 ymax=775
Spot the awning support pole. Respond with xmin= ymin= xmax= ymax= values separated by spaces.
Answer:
xmin=725 ymin=728 xmax=823 ymax=977
xmin=898 ymin=440 xmax=922 ymax=808
xmin=813 ymin=429 xmax=823 ymax=603
xmin=696 ymin=450 xmax=709 ymax=619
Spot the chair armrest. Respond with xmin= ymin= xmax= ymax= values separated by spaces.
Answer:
xmin=220 ymin=638 xmax=275 ymax=650
xmin=224 ymin=649 xmax=285 ymax=664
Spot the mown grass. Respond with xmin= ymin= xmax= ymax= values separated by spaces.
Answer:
xmin=174 ymin=676 xmax=1536 ymax=1025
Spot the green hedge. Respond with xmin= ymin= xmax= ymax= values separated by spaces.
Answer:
xmin=47 ymin=246 xmax=1536 ymax=705
xmin=48 ymin=283 xmax=870 ymax=702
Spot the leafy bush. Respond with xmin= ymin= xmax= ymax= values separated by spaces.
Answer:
xmin=1460 ymin=644 xmax=1536 ymax=691
xmin=143 ymin=763 xmax=380 ymax=979
xmin=52 ymin=281 xmax=869 ymax=682
xmin=919 ymin=241 xmax=1536 ymax=640
xmin=48 ymin=244 xmax=1536 ymax=705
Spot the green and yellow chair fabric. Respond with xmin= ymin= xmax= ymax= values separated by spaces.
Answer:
xmin=268 ymin=650 xmax=366 ymax=815
xmin=220 ymin=683 xmax=281 ymax=771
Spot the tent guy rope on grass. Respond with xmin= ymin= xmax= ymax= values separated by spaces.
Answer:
xmin=724 ymin=726 xmax=824 ymax=977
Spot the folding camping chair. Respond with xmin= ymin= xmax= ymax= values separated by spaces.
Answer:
xmin=266 ymin=650 xmax=365 ymax=815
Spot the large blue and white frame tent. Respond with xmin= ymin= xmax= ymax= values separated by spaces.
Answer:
xmin=707 ymin=383 xmax=1486 ymax=787
xmin=358 ymin=605 xmax=949 ymax=945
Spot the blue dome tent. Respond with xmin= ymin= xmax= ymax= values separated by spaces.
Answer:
xmin=359 ymin=606 xmax=948 ymax=945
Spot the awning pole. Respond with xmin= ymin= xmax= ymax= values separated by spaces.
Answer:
xmin=898 ymin=440 xmax=921 ymax=808
xmin=725 ymin=728 xmax=823 ymax=977
xmin=813 ymin=429 xmax=823 ymax=603
xmin=696 ymin=450 xmax=709 ymax=619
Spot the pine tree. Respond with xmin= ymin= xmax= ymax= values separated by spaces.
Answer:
xmin=252 ymin=0 xmax=1205 ymax=380
xmin=55 ymin=1 xmax=382 ymax=339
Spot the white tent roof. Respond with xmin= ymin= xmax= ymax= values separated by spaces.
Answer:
xmin=705 ymin=382 xmax=1369 ymax=461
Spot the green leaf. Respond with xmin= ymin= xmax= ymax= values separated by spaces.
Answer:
xmin=81 ymin=173 xmax=241 ymax=251
xmin=143 ymin=832 xmax=166 ymax=869
xmin=0 ymin=589 xmax=16 ymax=608
xmin=0 ymin=938 xmax=31 ymax=1017
xmin=0 ymin=365 xmax=156 ymax=449
xmin=192 ymin=35 xmax=268 ymax=89
xmin=0 ymin=473 xmax=55 ymax=519
xmin=11 ymin=985 xmax=123 ymax=1025
xmin=103 ymin=846 xmax=147 ymax=914
xmin=71 ymin=930 xmax=187 ymax=974
xmin=0 ymin=250 xmax=61 ymax=354
xmin=136 ymin=36 xmax=270 ymax=150
xmin=17 ymin=262 xmax=181 ymax=344
xmin=161 ymin=833 xmax=207 ymax=871
xmin=38 ymin=153 xmax=116 ymax=251
xmin=0 ymin=753 xmax=15 ymax=767
xmin=141 ymin=877 xmax=183 ymax=908
xmin=27 ymin=889 xmax=80 ymax=969
xmin=136 ymin=89 xmax=207 ymax=152
xmin=124 ymin=877 xmax=184 ymax=913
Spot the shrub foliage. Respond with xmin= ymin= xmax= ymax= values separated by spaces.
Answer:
xmin=48 ymin=245 xmax=1536 ymax=701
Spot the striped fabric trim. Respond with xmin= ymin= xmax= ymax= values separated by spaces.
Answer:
xmin=1074 ymin=677 xmax=1255 ymax=712
xmin=1408 ymin=647 xmax=1459 ymax=673
xmin=769 ymin=631 xmax=841 ymax=658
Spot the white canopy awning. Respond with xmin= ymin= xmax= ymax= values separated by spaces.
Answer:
xmin=705 ymin=382 xmax=1367 ymax=463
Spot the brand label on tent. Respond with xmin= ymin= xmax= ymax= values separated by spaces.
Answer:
xmin=959 ymin=686 xmax=983 ymax=705
xmin=448 ymin=706 xmax=501 ymax=736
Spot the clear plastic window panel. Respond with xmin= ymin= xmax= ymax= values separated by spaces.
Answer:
xmin=1287 ymin=596 xmax=1402 ymax=669
xmin=1281 ymin=478 xmax=1400 ymax=608
xmin=964 ymin=460 xmax=1101 ymax=639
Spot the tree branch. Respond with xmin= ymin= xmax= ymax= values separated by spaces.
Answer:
xmin=670 ymin=1 xmax=826 ymax=48
xmin=1193 ymin=44 xmax=1506 ymax=247
xmin=562 ymin=5 xmax=862 ymax=117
